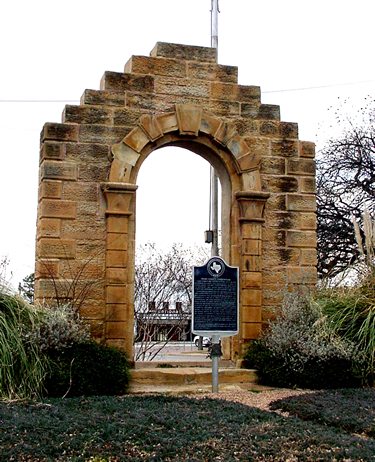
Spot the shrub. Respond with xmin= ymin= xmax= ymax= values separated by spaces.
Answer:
xmin=244 ymin=292 xmax=362 ymax=388
xmin=318 ymin=272 xmax=375 ymax=385
xmin=44 ymin=341 xmax=130 ymax=397
xmin=28 ymin=303 xmax=90 ymax=353
xmin=0 ymin=292 xmax=48 ymax=399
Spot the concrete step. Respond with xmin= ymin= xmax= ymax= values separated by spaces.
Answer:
xmin=129 ymin=367 xmax=258 ymax=394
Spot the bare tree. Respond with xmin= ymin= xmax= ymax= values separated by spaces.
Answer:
xmin=317 ymin=98 xmax=375 ymax=279
xmin=134 ymin=242 xmax=209 ymax=361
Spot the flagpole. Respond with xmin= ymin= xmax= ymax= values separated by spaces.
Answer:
xmin=210 ymin=0 xmax=219 ymax=258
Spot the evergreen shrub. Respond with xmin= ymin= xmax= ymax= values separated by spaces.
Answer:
xmin=44 ymin=341 xmax=130 ymax=397
xmin=244 ymin=292 xmax=363 ymax=389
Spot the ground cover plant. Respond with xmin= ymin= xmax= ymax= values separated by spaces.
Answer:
xmin=270 ymin=388 xmax=375 ymax=438
xmin=1 ymin=390 xmax=374 ymax=461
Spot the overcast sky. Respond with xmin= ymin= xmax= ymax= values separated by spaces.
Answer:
xmin=0 ymin=0 xmax=374 ymax=287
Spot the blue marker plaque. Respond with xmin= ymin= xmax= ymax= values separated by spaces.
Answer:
xmin=192 ymin=257 xmax=239 ymax=337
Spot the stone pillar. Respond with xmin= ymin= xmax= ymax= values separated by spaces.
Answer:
xmin=235 ymin=191 xmax=269 ymax=356
xmin=101 ymin=182 xmax=137 ymax=357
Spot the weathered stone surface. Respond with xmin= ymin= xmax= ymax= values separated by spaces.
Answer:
xmin=271 ymin=140 xmax=299 ymax=158
xmin=242 ymin=306 xmax=262 ymax=323
xmin=300 ymin=248 xmax=318 ymax=266
xmin=63 ymin=105 xmax=112 ymax=125
xmin=41 ymin=123 xmax=79 ymax=142
xmin=106 ymin=285 xmax=127 ymax=304
xmin=287 ymin=158 xmax=316 ymax=176
xmin=287 ymin=194 xmax=316 ymax=212
xmin=210 ymin=83 xmax=261 ymax=103
xmin=299 ymin=177 xmax=316 ymax=194
xmin=82 ymin=89 xmax=125 ymax=107
xmin=242 ymin=239 xmax=262 ymax=256
xmin=300 ymin=141 xmax=315 ymax=158
xmin=100 ymin=72 xmax=154 ymax=92
xmin=263 ymin=175 xmax=299 ymax=193
xmin=78 ymin=124 xmax=126 ymax=145
xmin=280 ymin=122 xmax=299 ymax=139
xmin=241 ymin=289 xmax=262 ymax=306
xmin=242 ymin=272 xmax=262 ymax=289
xmin=187 ymin=62 xmax=238 ymax=83
xmin=41 ymin=160 xmax=77 ymax=181
xmin=155 ymin=77 xmax=210 ymax=98
xmin=39 ymin=199 xmax=76 ymax=219
xmin=41 ymin=142 xmax=65 ymax=161
xmin=287 ymin=267 xmax=317 ymax=284
xmin=107 ymin=216 xmax=129 ymax=233
xmin=38 ymin=238 xmax=76 ymax=259
xmin=106 ymin=250 xmax=128 ymax=268
xmin=39 ymin=180 xmax=62 ymax=199
xmin=151 ymin=42 xmax=217 ymax=63
xmin=38 ymin=218 xmax=61 ymax=238
xmin=287 ymin=230 xmax=317 ymax=248
xmin=125 ymin=56 xmax=186 ymax=78
xmin=176 ymin=104 xmax=202 ymax=136
xmin=241 ymin=322 xmax=262 ymax=339
xmin=260 ymin=157 xmax=285 ymax=175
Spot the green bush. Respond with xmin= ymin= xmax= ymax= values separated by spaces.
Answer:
xmin=0 ymin=292 xmax=48 ymax=399
xmin=318 ymin=272 xmax=375 ymax=385
xmin=44 ymin=341 xmax=130 ymax=397
xmin=244 ymin=292 xmax=362 ymax=389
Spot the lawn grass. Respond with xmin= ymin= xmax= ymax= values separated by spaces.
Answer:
xmin=0 ymin=389 xmax=374 ymax=461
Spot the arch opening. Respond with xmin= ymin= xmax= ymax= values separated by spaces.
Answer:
xmin=133 ymin=145 xmax=227 ymax=362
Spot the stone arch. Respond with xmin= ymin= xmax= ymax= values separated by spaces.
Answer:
xmin=35 ymin=42 xmax=317 ymax=363
xmin=101 ymin=104 xmax=270 ymax=359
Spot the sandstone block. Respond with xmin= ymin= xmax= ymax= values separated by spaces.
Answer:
xmin=242 ymin=272 xmax=262 ymax=289
xmin=63 ymin=105 xmax=112 ymax=125
xmin=107 ymin=216 xmax=129 ymax=233
xmin=287 ymin=230 xmax=317 ymax=248
xmin=241 ymin=322 xmax=262 ymax=340
xmin=79 ymin=304 xmax=105 ymax=320
xmin=176 ymin=104 xmax=203 ymax=136
xmin=106 ymin=285 xmax=127 ymax=304
xmin=156 ymin=112 xmax=178 ymax=133
xmin=287 ymin=158 xmax=316 ymax=176
xmin=106 ymin=303 xmax=130 ymax=322
xmin=106 ymin=268 xmax=128 ymax=284
xmin=41 ymin=123 xmax=79 ymax=142
xmin=299 ymin=177 xmax=316 ymax=194
xmin=271 ymin=140 xmax=299 ymax=158
xmin=262 ymin=248 xmax=300 ymax=265
xmin=234 ymin=119 xmax=259 ymax=137
xmin=280 ymin=122 xmax=299 ymax=139
xmin=35 ymin=260 xmax=59 ymax=279
xmin=286 ymin=194 xmax=316 ymax=212
xmin=82 ymin=89 xmax=125 ymax=107
xmin=200 ymin=112 xmax=222 ymax=136
xmin=259 ymin=121 xmax=279 ymax=136
xmin=241 ymin=289 xmax=262 ymax=306
xmin=151 ymin=42 xmax=217 ymax=63
xmin=78 ymin=124 xmax=126 ymax=145
xmin=242 ymin=255 xmax=262 ymax=272
xmin=39 ymin=180 xmax=62 ymax=199
xmin=241 ymin=306 xmax=262 ymax=323
xmin=41 ymin=160 xmax=77 ymax=181
xmin=187 ymin=62 xmax=238 ymax=83
xmin=38 ymin=238 xmax=76 ymax=259
xmin=38 ymin=218 xmax=61 ymax=238
xmin=40 ymin=142 xmax=65 ymax=161
xmin=106 ymin=250 xmax=128 ymax=268
xmin=39 ymin=199 xmax=77 ymax=219
xmin=300 ymin=141 xmax=315 ymax=158
xmin=123 ymin=126 xmax=150 ymax=152
xmin=106 ymin=321 xmax=130 ymax=339
xmin=200 ymin=99 xmax=240 ymax=117
xmin=100 ymin=71 xmax=154 ymax=92
xmin=300 ymin=248 xmax=318 ymax=266
xmin=241 ymin=222 xmax=262 ymax=239
xmin=287 ymin=267 xmax=317 ymax=284
xmin=155 ymin=77 xmax=210 ymax=99
xmin=107 ymin=233 xmax=128 ymax=251
xmin=62 ymin=182 xmax=98 ymax=202
xmin=260 ymin=157 xmax=285 ymax=175
xmin=242 ymin=239 xmax=262 ymax=256
xmin=210 ymin=82 xmax=260 ymax=103
xmin=263 ymin=175 xmax=298 ymax=193
xmin=113 ymin=108 xmax=144 ymax=126
xmin=258 ymin=104 xmax=280 ymax=120
xmin=139 ymin=114 xmax=163 ymax=141
xmin=124 ymin=56 xmax=186 ymax=78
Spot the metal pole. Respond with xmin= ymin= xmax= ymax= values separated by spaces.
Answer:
xmin=211 ymin=334 xmax=220 ymax=392
xmin=210 ymin=0 xmax=219 ymax=258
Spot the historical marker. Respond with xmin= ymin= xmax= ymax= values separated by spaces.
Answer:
xmin=192 ymin=257 xmax=239 ymax=337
